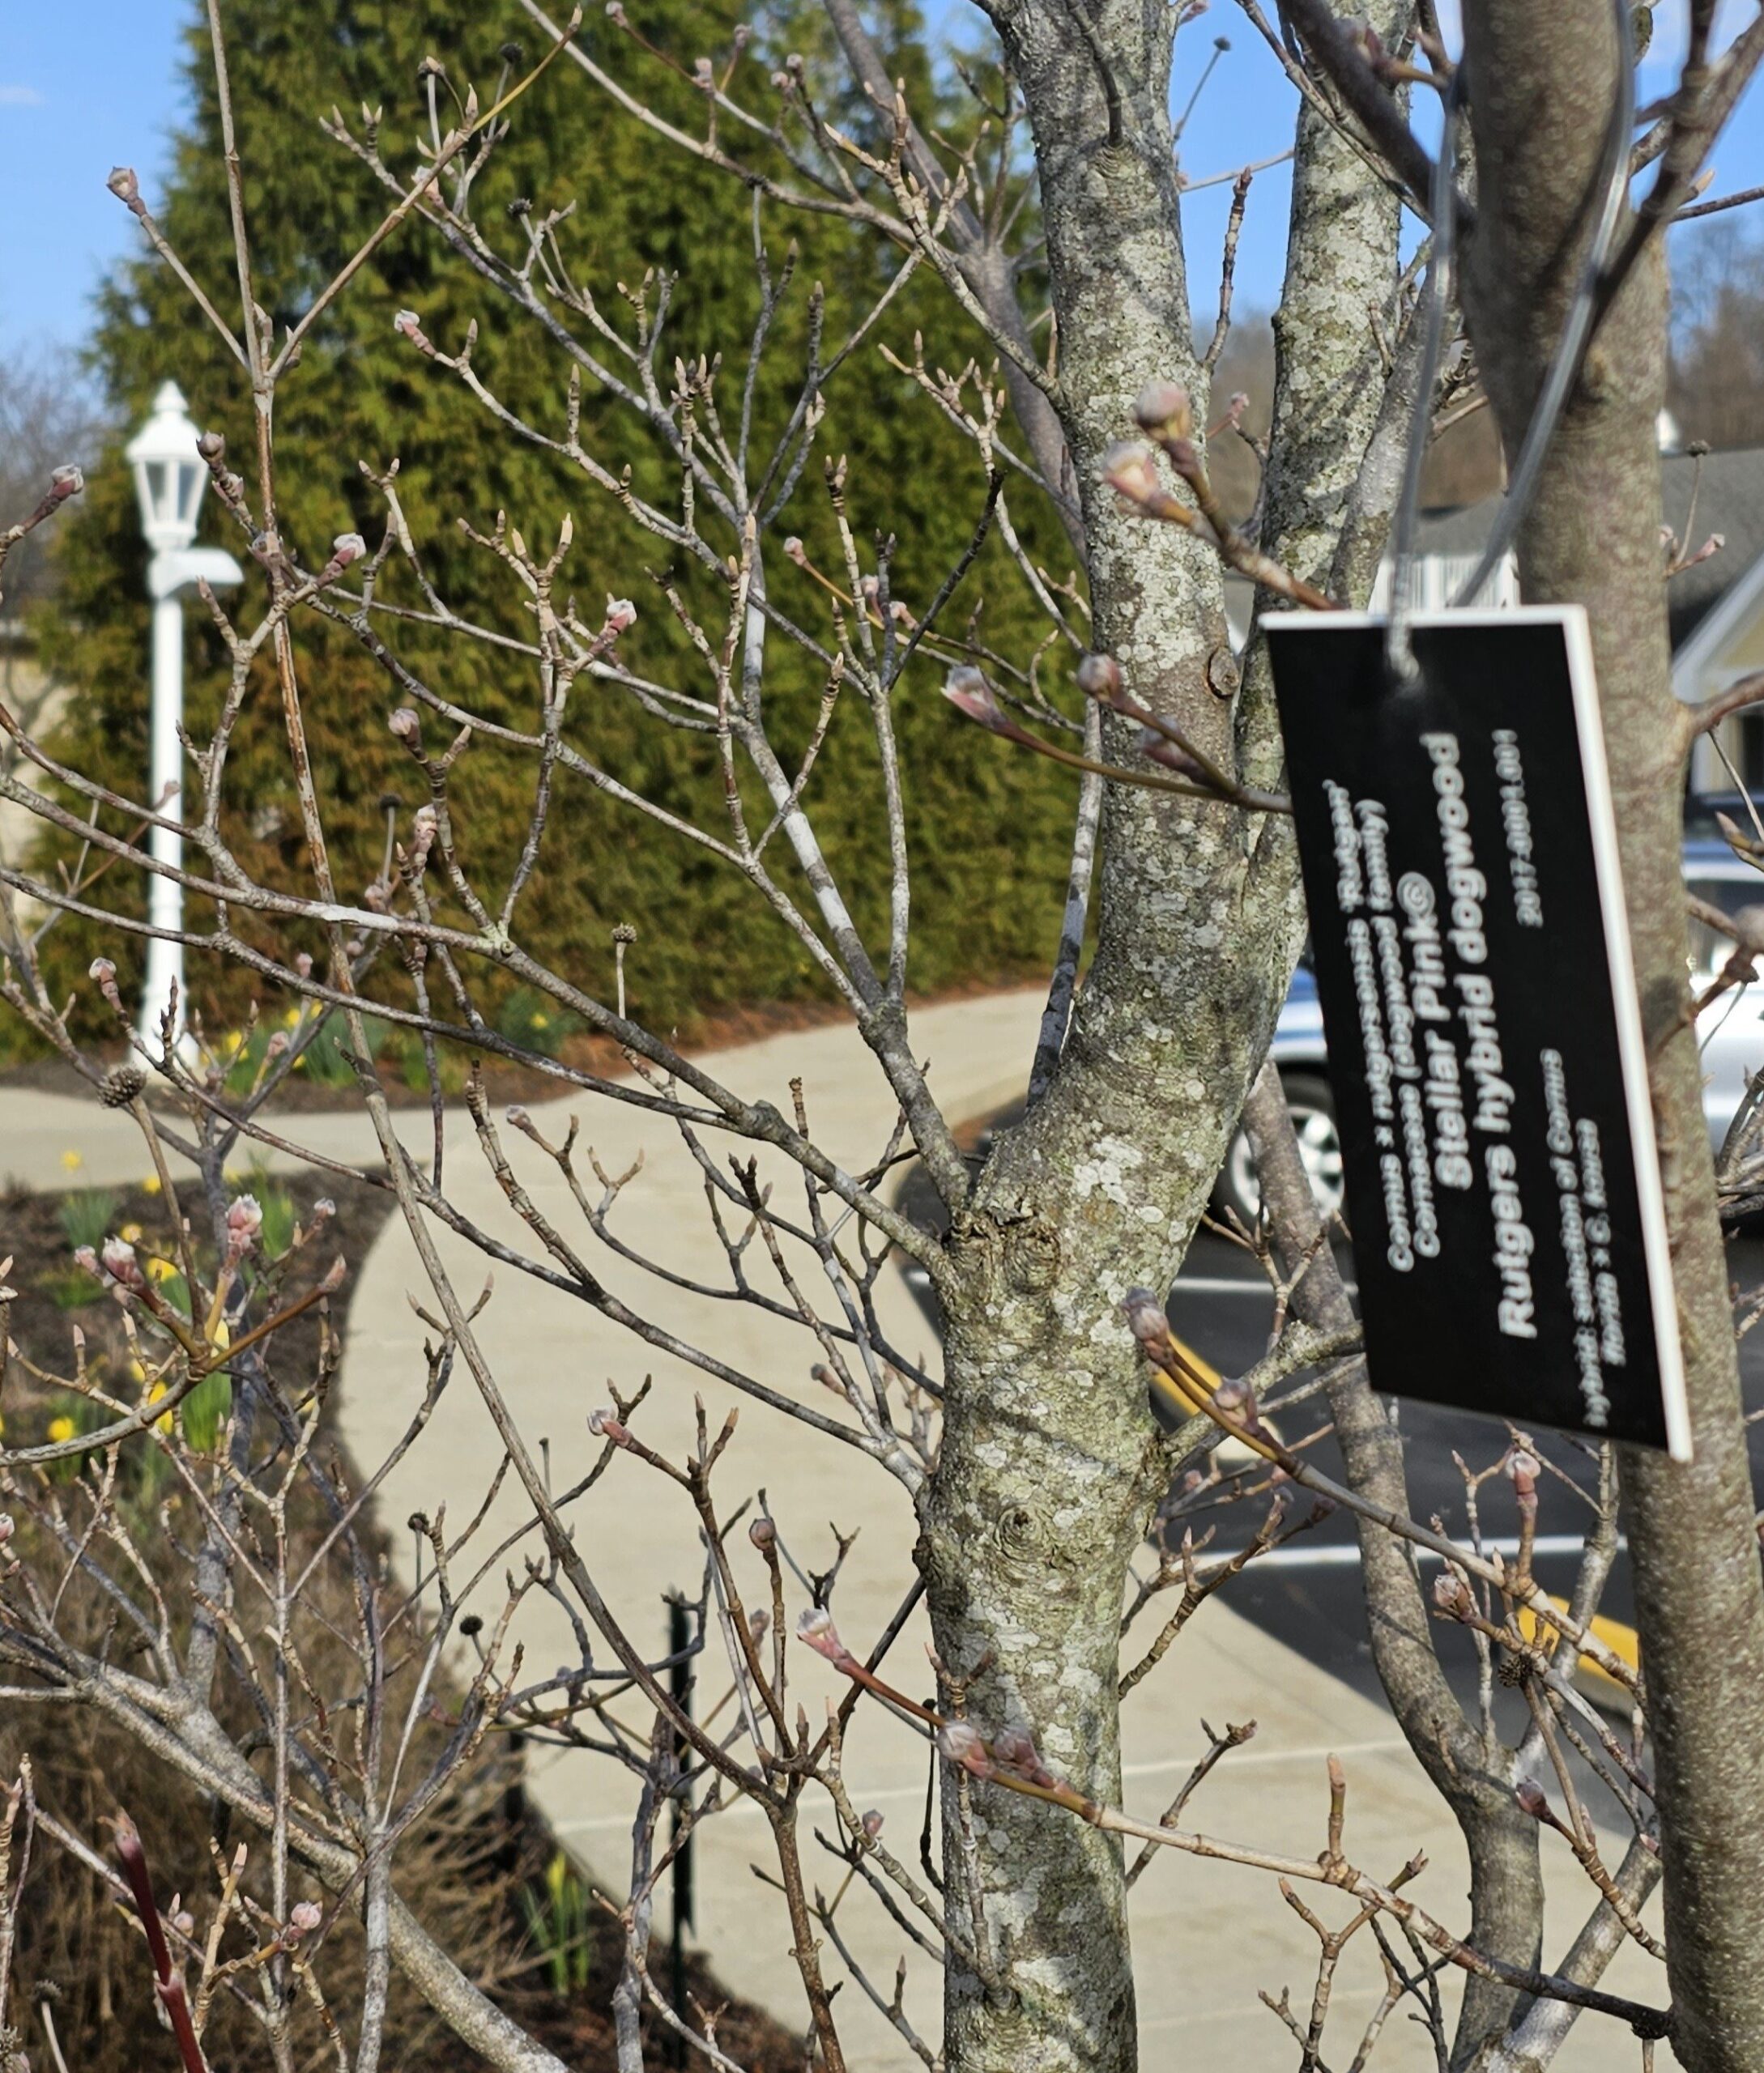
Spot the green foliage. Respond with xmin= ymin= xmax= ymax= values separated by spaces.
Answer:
xmin=59 ymin=1188 xmax=120 ymax=1254
xmin=181 ymin=1369 xmax=234 ymax=1454
xmin=496 ymin=982 xmax=578 ymax=1058
xmin=522 ymin=1850 xmax=594 ymax=1995
xmin=33 ymin=0 xmax=1077 ymax=1041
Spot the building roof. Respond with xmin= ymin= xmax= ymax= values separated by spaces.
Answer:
xmin=1413 ymin=443 xmax=1764 ymax=651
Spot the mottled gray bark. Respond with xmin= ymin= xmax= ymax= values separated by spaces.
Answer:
xmin=914 ymin=9 xmax=1404 ymax=2066
xmin=1459 ymin=8 xmax=1764 ymax=2068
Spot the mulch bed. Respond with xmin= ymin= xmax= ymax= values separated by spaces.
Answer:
xmin=1 ymin=1168 xmax=803 ymax=2071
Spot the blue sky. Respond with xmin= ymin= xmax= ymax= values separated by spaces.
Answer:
xmin=2 ymin=2 xmax=1762 ymax=371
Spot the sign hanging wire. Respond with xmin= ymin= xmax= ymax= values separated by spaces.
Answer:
xmin=1385 ymin=0 xmax=1638 ymax=684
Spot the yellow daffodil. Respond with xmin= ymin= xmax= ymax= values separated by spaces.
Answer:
xmin=283 ymin=1006 xmax=301 ymax=1028
xmin=128 ymin=1357 xmax=147 ymax=1383
xmin=211 ymin=1317 xmax=232 ymax=1352
xmin=59 ymin=1149 xmax=83 ymax=1173
xmin=147 ymin=1383 xmax=173 ymax=1435
xmin=47 ymin=1415 xmax=75 ymax=1445
xmin=120 ymin=1223 xmax=143 ymax=1245
xmin=146 ymin=1257 xmax=177 ymax=1285
xmin=143 ymin=1174 xmax=163 ymax=1197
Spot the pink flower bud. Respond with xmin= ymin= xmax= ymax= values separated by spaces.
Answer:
xmin=74 ymin=1245 xmax=100 ymax=1279
xmin=1075 ymin=652 xmax=1124 ymax=703
xmin=197 ymin=430 xmax=227 ymax=462
xmin=1515 ymin=1778 xmax=1550 ymax=1820
xmin=286 ymin=1900 xmax=322 ymax=1940
xmin=1140 ymin=730 xmax=1202 ymax=777
xmin=320 ymin=1257 xmax=347 ymax=1294
xmin=323 ymin=532 xmax=367 ymax=578
xmin=1432 ymin=1573 xmax=1476 ymax=1620
xmin=603 ymin=595 xmax=637 ymax=633
xmin=1133 ymin=380 xmax=1192 ymax=440
xmin=505 ymin=1104 xmax=530 ymax=1131
xmin=796 ymin=1606 xmax=854 ymax=1667
xmin=587 ymin=1407 xmax=630 ymax=1443
xmin=749 ymin=1516 xmax=778 ymax=1552
xmin=393 ymin=309 xmax=432 ymax=353
xmin=0 ymin=1515 xmax=15 ymax=1545
xmin=225 ymin=1194 xmax=263 ymax=1261
xmin=942 ymin=666 xmax=1002 ymax=730
xmin=101 ymin=1236 xmax=144 ymax=1288
xmin=935 ymin=1721 xmax=994 ymax=1780
xmin=1120 ymin=1288 xmax=1170 ymax=1345
xmin=266 ymin=1031 xmax=289 ymax=1059
xmin=388 ymin=707 xmax=420 ymax=741
xmin=693 ymin=56 xmax=714 ymax=88
xmin=312 ymin=1198 xmax=335 ymax=1222
xmin=49 ymin=466 xmax=85 ymax=501
xmin=782 ymin=536 xmax=807 ymax=564
xmin=1101 ymin=441 xmax=1161 ymax=504
xmin=860 ymin=1808 xmax=884 ymax=1840
xmin=294 ymin=952 xmax=313 ymax=979
xmin=107 ymin=166 xmax=142 ymax=208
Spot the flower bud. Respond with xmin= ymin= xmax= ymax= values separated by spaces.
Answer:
xmin=101 ymin=1236 xmax=144 ymax=1289
xmin=1101 ymin=441 xmax=1161 ymax=504
xmin=1515 ymin=1778 xmax=1550 ymax=1820
xmin=323 ymin=531 xmax=367 ymax=578
xmin=107 ymin=165 xmax=142 ymax=208
xmin=224 ymin=1194 xmax=263 ymax=1261
xmin=782 ymin=535 xmax=807 ymax=564
xmin=294 ymin=952 xmax=313 ymax=979
xmin=0 ymin=1515 xmax=15 ymax=1545
xmin=1120 ymin=1288 xmax=1170 ymax=1346
xmin=1140 ymin=730 xmax=1203 ymax=777
xmin=796 ymin=1605 xmax=853 ymax=1667
xmin=1133 ymin=380 xmax=1192 ymax=440
xmin=941 ymin=666 xmax=1002 ymax=730
xmin=587 ymin=1406 xmax=630 ymax=1443
xmin=603 ymin=595 xmax=637 ymax=633
xmin=1432 ymin=1572 xmax=1476 ymax=1621
xmin=749 ymin=1516 xmax=778 ymax=1552
xmin=935 ymin=1720 xmax=994 ymax=1780
xmin=393 ymin=309 xmax=432 ymax=353
xmin=197 ymin=430 xmax=226 ymax=462
xmin=1075 ymin=652 xmax=1123 ymax=703
xmin=49 ymin=465 xmax=85 ymax=501
xmin=286 ymin=1900 xmax=322 ymax=1940
xmin=388 ymin=707 xmax=421 ymax=741
xmin=860 ymin=1808 xmax=884 ymax=1840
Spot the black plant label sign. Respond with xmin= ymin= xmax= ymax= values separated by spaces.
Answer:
xmin=1265 ymin=608 xmax=1689 ymax=1458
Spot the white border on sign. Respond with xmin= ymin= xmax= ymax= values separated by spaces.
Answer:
xmin=1263 ymin=604 xmax=1693 ymax=1462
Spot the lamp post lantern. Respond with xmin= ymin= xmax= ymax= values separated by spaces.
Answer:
xmin=125 ymin=381 xmax=243 ymax=1050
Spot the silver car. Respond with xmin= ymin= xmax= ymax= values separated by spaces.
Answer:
xmin=1216 ymin=830 xmax=1764 ymax=1227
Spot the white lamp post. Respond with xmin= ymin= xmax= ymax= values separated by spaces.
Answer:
xmin=125 ymin=381 xmax=243 ymax=1049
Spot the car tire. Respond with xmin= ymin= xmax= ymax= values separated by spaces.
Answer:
xmin=1213 ymin=1072 xmax=1342 ymax=1230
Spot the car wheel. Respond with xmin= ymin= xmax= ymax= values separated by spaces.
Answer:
xmin=1214 ymin=1072 xmax=1342 ymax=1228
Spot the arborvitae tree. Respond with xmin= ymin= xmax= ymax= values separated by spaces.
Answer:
xmin=34 ymin=0 xmax=1075 ymax=1037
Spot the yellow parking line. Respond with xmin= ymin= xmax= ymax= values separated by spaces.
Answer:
xmin=1519 ymin=1596 xmax=1639 ymax=1696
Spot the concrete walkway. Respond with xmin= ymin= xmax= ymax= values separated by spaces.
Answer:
xmin=5 ymin=998 xmax=1676 ymax=2069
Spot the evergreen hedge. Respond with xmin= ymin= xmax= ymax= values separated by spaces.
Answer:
xmin=30 ymin=0 xmax=1082 ymax=1041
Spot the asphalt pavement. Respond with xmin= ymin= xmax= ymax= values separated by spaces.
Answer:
xmin=899 ymin=1117 xmax=1764 ymax=1752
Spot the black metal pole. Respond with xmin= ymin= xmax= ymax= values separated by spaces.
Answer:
xmin=669 ymin=1598 xmax=693 ymax=2063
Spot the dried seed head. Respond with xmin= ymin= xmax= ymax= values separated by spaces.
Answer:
xmin=100 ymin=1066 xmax=147 ymax=1109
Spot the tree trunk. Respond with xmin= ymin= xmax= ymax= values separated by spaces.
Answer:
xmin=918 ymin=9 xmax=1406 ymax=2066
xmin=1460 ymin=9 xmax=1764 ymax=2067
